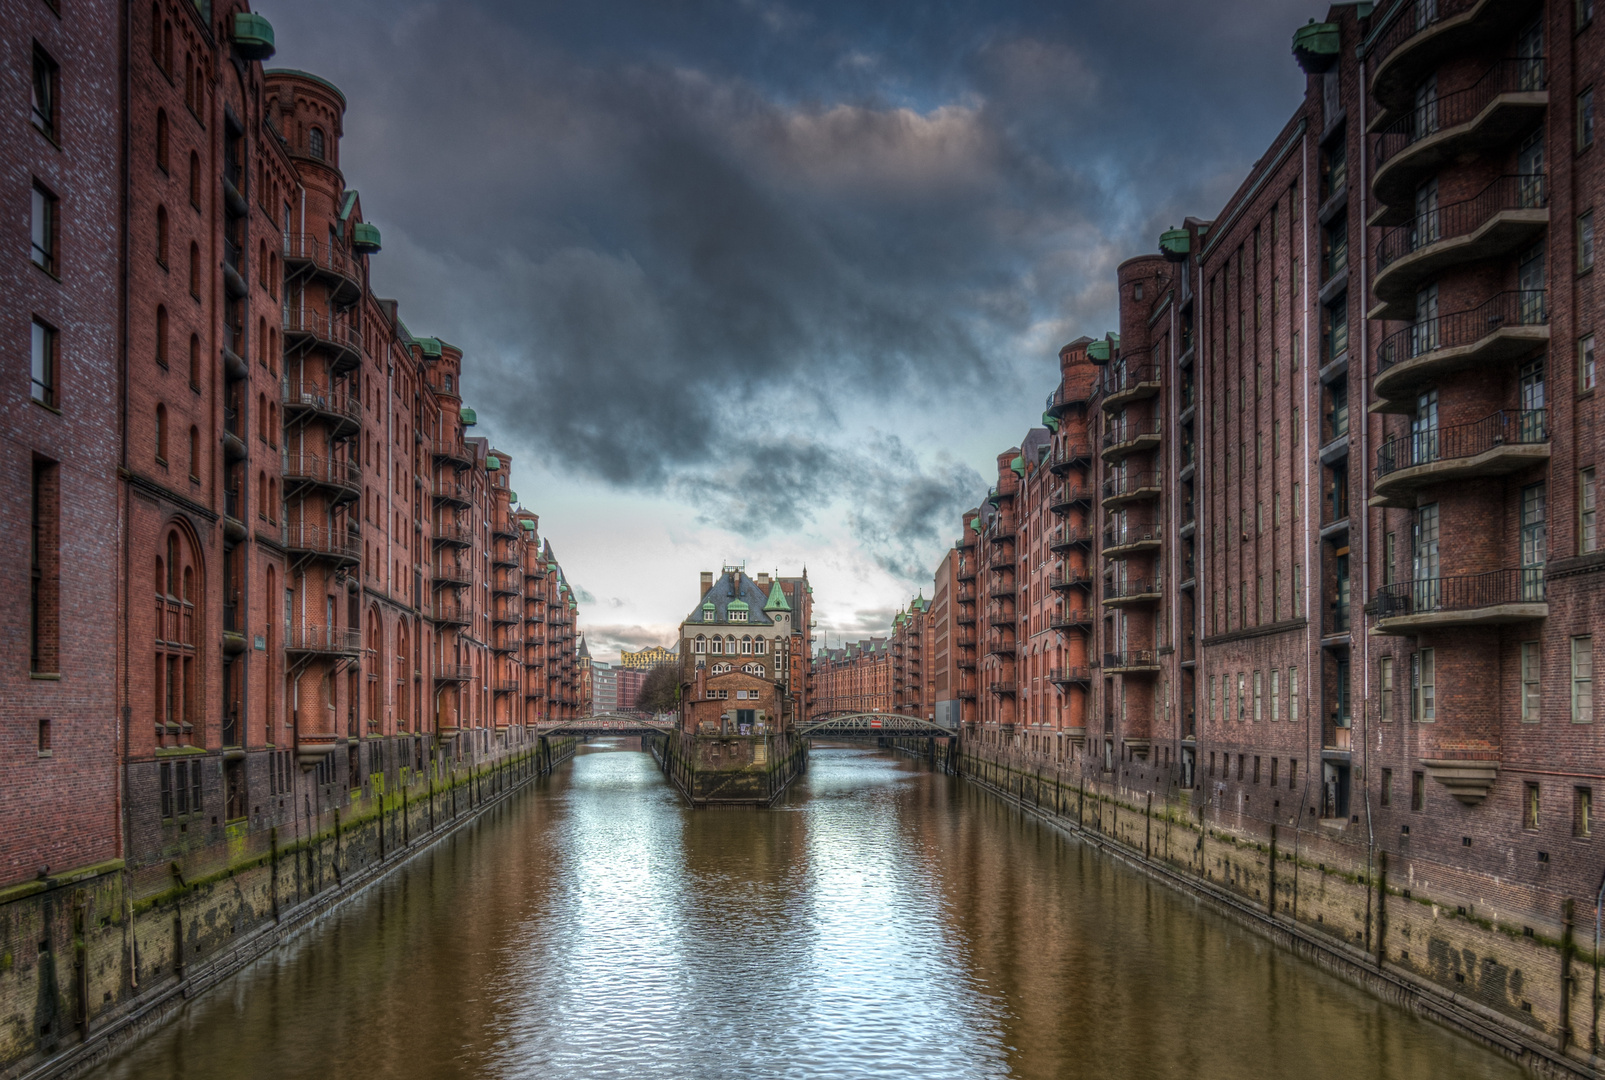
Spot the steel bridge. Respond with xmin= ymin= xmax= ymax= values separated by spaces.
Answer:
xmin=533 ymin=713 xmax=676 ymax=738
xmin=795 ymin=712 xmax=958 ymax=740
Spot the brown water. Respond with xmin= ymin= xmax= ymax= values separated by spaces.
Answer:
xmin=88 ymin=743 xmax=1524 ymax=1080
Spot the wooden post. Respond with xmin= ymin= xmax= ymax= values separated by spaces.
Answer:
xmin=1375 ymin=849 xmax=1388 ymax=967
xmin=1269 ymin=824 xmax=1278 ymax=917
xmin=1562 ymin=898 xmax=1575 ymax=1052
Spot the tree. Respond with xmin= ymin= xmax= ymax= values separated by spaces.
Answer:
xmin=637 ymin=663 xmax=679 ymax=714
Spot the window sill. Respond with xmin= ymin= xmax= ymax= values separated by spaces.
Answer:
xmin=31 ymin=398 xmax=62 ymax=415
xmin=30 ymin=672 xmax=61 ymax=681
xmin=37 ymin=750 xmax=53 ymax=759
xmin=32 ymin=261 xmax=61 ymax=282
xmin=32 ymin=121 xmax=61 ymax=150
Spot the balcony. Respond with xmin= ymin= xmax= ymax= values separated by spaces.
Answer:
xmin=1049 ymin=667 xmax=1093 ymax=685
xmin=284 ymin=624 xmax=362 ymax=657
xmin=282 ymin=452 xmax=361 ymax=502
xmin=282 ymin=379 xmax=361 ymax=438
xmin=988 ymin=576 xmax=1017 ymax=598
xmin=491 ymin=602 xmax=521 ymax=625
xmin=492 ymin=516 xmax=520 ymax=540
xmin=956 ymin=658 xmax=977 ymax=671
xmin=1101 ymin=419 xmax=1163 ymax=462
xmin=431 ymin=437 xmax=473 ymax=470
xmin=433 ymin=520 xmax=474 ymax=548
xmin=1048 ymin=568 xmax=1094 ymax=592
xmin=987 ymin=681 xmax=1018 ymax=696
xmin=1102 ymin=470 xmax=1162 ymax=508
xmin=1047 ymin=440 xmax=1095 ymax=473
xmin=1048 ymin=484 xmax=1093 ymax=514
xmin=492 ymin=542 xmax=520 ymax=568
xmin=1103 ymin=577 xmax=1162 ymax=607
xmin=1369 ymin=568 xmax=1546 ymax=633
xmin=1049 ymin=609 xmax=1093 ymax=631
xmin=1372 ymin=290 xmax=1548 ymax=411
xmin=432 ymin=477 xmax=472 ymax=507
xmin=987 ymin=606 xmax=1016 ymax=627
xmin=985 ymin=635 xmax=1017 ymax=657
xmin=1103 ymin=650 xmax=1160 ymax=675
xmin=282 ymin=307 xmax=361 ymax=374
xmin=1368 ymin=0 xmax=1546 ymax=123
xmin=434 ymin=663 xmax=474 ymax=683
xmin=1099 ymin=364 xmax=1162 ymax=411
xmin=956 ymin=609 xmax=977 ymax=626
xmin=491 ymin=570 xmax=521 ymax=596
xmin=988 ymin=522 xmax=1017 ymax=545
xmin=1046 ymin=381 xmax=1094 ymax=417
xmin=1372 ymin=409 xmax=1548 ymax=507
xmin=281 ymin=524 xmax=361 ymax=566
xmin=282 ymin=233 xmax=361 ymax=305
xmin=433 ymin=562 xmax=472 ymax=589
xmin=492 ymin=631 xmax=522 ymax=654
xmin=955 ymin=562 xmax=977 ymax=582
xmin=1101 ymin=520 xmax=1163 ymax=558
xmin=222 ymin=407 xmax=246 ymax=461
xmin=492 ymin=678 xmax=520 ymax=694
xmin=1372 ymin=59 xmax=1548 ymax=215
xmin=432 ymin=601 xmax=470 ymax=626
xmin=1049 ymin=526 xmax=1094 ymax=552
xmin=1371 ymin=175 xmax=1549 ymax=320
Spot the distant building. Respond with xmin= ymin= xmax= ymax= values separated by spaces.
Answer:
xmin=678 ymin=566 xmax=805 ymax=733
xmin=620 ymin=645 xmax=676 ymax=670
xmin=615 ymin=667 xmax=647 ymax=710
xmin=590 ymin=658 xmax=617 ymax=714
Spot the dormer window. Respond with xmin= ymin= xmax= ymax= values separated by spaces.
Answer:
xmin=730 ymin=609 xmax=747 ymax=622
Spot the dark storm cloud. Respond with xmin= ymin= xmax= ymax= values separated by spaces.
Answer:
xmin=262 ymin=0 xmax=1319 ymax=580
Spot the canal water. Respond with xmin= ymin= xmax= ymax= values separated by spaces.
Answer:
xmin=89 ymin=743 xmax=1523 ymax=1080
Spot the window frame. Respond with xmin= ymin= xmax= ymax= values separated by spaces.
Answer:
xmin=30 ymin=317 xmax=59 ymax=409
xmin=31 ymin=43 xmax=59 ymax=144
xmin=31 ymin=180 xmax=59 ymax=276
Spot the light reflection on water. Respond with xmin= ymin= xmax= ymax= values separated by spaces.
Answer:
xmin=89 ymin=743 xmax=1522 ymax=1080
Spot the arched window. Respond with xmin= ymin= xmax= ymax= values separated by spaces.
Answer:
xmin=183 ymin=53 xmax=194 ymax=112
xmin=257 ymin=238 xmax=266 ymax=288
xmin=269 ymin=402 xmax=277 ymax=446
xmin=709 ymin=637 xmax=722 ymax=654
xmin=269 ymin=252 xmax=278 ymax=298
xmin=743 ymin=663 xmax=764 ymax=677
xmin=155 ymin=403 xmax=168 ymax=462
xmin=188 ymin=151 xmax=200 ymax=208
xmin=265 ymin=565 xmax=277 ymax=737
xmin=308 ymin=127 xmax=325 ymax=160
xmin=267 ymin=326 xmax=277 ymax=374
xmin=268 ymin=478 xmax=277 ymax=520
xmin=156 ymin=205 xmax=169 ymax=264
xmin=257 ymin=470 xmax=267 ymax=518
xmin=257 ymin=391 xmax=267 ymax=440
xmin=726 ymin=636 xmax=737 ymax=654
xmin=693 ymin=636 xmax=706 ymax=654
xmin=149 ymin=3 xmax=161 ymax=63
xmin=188 ymin=333 xmax=200 ymax=389
xmin=754 ymin=638 xmax=766 ymax=655
xmin=188 ymin=241 xmax=200 ymax=297
xmin=740 ymin=636 xmax=752 ymax=655
xmin=155 ymin=525 xmax=201 ymax=748
xmin=712 ymin=662 xmax=731 ymax=675
xmin=155 ymin=304 xmax=169 ymax=365
xmin=396 ymin=623 xmax=410 ymax=731
xmin=155 ymin=109 xmax=169 ymax=172
xmin=257 ymin=316 xmax=266 ymax=368
xmin=162 ymin=22 xmax=173 ymax=77
xmin=188 ymin=427 xmax=199 ymax=481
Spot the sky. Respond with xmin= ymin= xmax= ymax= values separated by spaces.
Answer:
xmin=262 ymin=0 xmax=1326 ymax=662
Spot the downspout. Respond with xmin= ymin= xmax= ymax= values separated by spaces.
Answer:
xmin=1356 ymin=31 xmax=1378 ymax=957
xmin=119 ymin=0 xmax=137 ymax=990
xmin=1301 ymin=127 xmax=1316 ymax=829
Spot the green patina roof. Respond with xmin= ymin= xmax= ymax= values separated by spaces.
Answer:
xmin=416 ymin=337 xmax=443 ymax=359
xmin=352 ymin=221 xmax=382 ymax=253
xmin=460 ymin=407 xmax=477 ymax=425
xmin=764 ymin=580 xmax=791 ymax=612
xmin=521 ymin=520 xmax=536 ymax=530
xmin=1042 ymin=411 xmax=1059 ymax=431
xmin=1010 ymin=455 xmax=1025 ymax=477
xmin=727 ymin=599 xmax=750 ymax=612
xmin=507 ymin=491 xmax=517 ymax=503
xmin=264 ymin=68 xmax=346 ymax=106
xmin=231 ymin=13 xmax=276 ymax=59
xmin=486 ymin=455 xmax=501 ymax=470
xmin=969 ymin=517 xmax=981 ymax=532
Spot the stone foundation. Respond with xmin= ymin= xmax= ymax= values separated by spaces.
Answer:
xmin=653 ymin=730 xmax=806 ymax=806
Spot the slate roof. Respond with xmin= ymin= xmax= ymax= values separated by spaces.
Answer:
xmin=687 ymin=570 xmax=776 ymax=626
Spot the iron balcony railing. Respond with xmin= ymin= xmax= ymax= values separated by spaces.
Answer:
xmin=1049 ymin=484 xmax=1093 ymax=510
xmin=284 ymin=624 xmax=362 ymax=654
xmin=281 ymin=524 xmax=361 ymax=561
xmin=1370 ymin=567 xmax=1546 ymax=619
xmin=1049 ymin=609 xmax=1093 ymax=630
xmin=433 ymin=601 xmax=470 ymax=625
xmin=282 ymin=379 xmax=362 ymax=425
xmin=282 ymin=451 xmax=361 ymax=492
xmin=1049 ymin=667 xmax=1092 ymax=684
xmin=433 ymin=521 xmax=474 ymax=547
xmin=1376 ymin=174 xmax=1548 ymax=271
xmin=434 ymin=562 xmax=473 ymax=588
xmin=1367 ymin=0 xmax=1480 ymax=77
xmin=283 ymin=232 xmax=358 ymax=281
xmin=1104 ymin=578 xmax=1159 ymax=601
xmin=282 ymin=306 xmax=361 ymax=353
xmin=1376 ymin=290 xmax=1548 ymax=376
xmin=1046 ymin=441 xmax=1095 ymax=471
xmin=1046 ymin=381 xmax=1095 ymax=414
xmin=434 ymin=663 xmax=474 ymax=682
xmin=1048 ymin=568 xmax=1094 ymax=590
xmin=1050 ymin=526 xmax=1095 ymax=550
xmin=1102 ymin=418 xmax=1163 ymax=450
xmin=1103 ymin=519 xmax=1163 ymax=550
xmin=1375 ymin=408 xmax=1547 ymax=477
xmin=987 ymin=681 xmax=1017 ymax=695
xmin=1100 ymin=363 xmax=1161 ymax=399
xmin=432 ymin=478 xmax=471 ymax=504
xmin=1104 ymin=650 xmax=1159 ymax=669
xmin=1102 ymin=470 xmax=1163 ymax=501
xmin=1373 ymin=58 xmax=1548 ymax=169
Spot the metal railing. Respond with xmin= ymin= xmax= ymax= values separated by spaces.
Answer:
xmin=1377 ymin=174 xmax=1548 ymax=271
xmin=1102 ymin=471 xmax=1163 ymax=501
xmin=284 ymin=624 xmax=362 ymax=654
xmin=1102 ymin=418 xmax=1163 ymax=450
xmin=1046 ymin=441 xmax=1094 ymax=471
xmin=281 ymin=524 xmax=361 ymax=561
xmin=1049 ymin=610 xmax=1093 ymax=630
xmin=282 ymin=307 xmax=361 ymax=352
xmin=1050 ymin=526 xmax=1094 ymax=549
xmin=1049 ymin=667 xmax=1092 ymax=683
xmin=432 ymin=478 xmax=471 ymax=504
xmin=1048 ymin=569 xmax=1094 ymax=590
xmin=1104 ymin=578 xmax=1159 ymax=601
xmin=432 ymin=601 xmax=470 ymax=625
xmin=1376 ymin=408 xmax=1547 ymax=477
xmin=1046 ymin=381 xmax=1095 ymax=413
xmin=1104 ymin=650 xmax=1159 ymax=669
xmin=1374 ymin=58 xmax=1548 ymax=169
xmin=1103 ymin=519 xmax=1163 ymax=550
xmin=434 ymin=663 xmax=474 ymax=682
xmin=433 ymin=562 xmax=472 ymax=587
xmin=283 ymin=232 xmax=358 ymax=281
xmin=1049 ymin=484 xmax=1093 ymax=509
xmin=1376 ymin=290 xmax=1547 ymax=376
xmin=1371 ymin=567 xmax=1546 ymax=619
xmin=433 ymin=521 xmax=474 ymax=546
xmin=282 ymin=452 xmax=361 ymax=491
xmin=282 ymin=379 xmax=362 ymax=424
xmin=1367 ymin=0 xmax=1480 ymax=76
xmin=987 ymin=681 xmax=1017 ymax=695
xmin=1100 ymin=363 xmax=1161 ymax=398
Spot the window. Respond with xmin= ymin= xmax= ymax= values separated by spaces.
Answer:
xmin=156 ymin=109 xmax=170 ymax=172
xmin=1253 ymin=756 xmax=1262 ymax=784
xmin=30 ymin=459 xmax=59 ymax=674
xmin=1581 ymin=211 xmax=1596 ymax=272
xmin=189 ymin=334 xmax=201 ymax=390
xmin=31 ymin=182 xmax=57 ymax=274
xmin=1583 ymin=335 xmax=1598 ymax=392
xmin=189 ymin=151 xmax=201 ymax=208
xmin=1289 ymin=758 xmax=1298 ymax=790
xmin=1522 ymin=642 xmax=1542 ymax=722
xmin=155 ymin=305 xmax=169 ymax=366
xmin=1254 ymin=671 xmax=1263 ymax=721
xmin=1413 ymin=648 xmax=1435 ymax=722
xmin=1583 ymin=468 xmax=1599 ymax=552
xmin=309 ymin=127 xmax=325 ymax=160
xmin=154 ymin=404 xmax=168 ymax=463
xmin=1271 ymin=669 xmax=1281 ymax=721
xmin=1582 ymin=89 xmax=1597 ymax=149
xmin=1574 ymin=637 xmax=1594 ymax=723
xmin=189 ymin=427 xmax=200 ymax=482
xmin=1583 ymin=0 xmax=1597 ymax=28
xmin=1289 ymin=666 xmax=1299 ymax=722
xmin=1524 ymin=782 xmax=1541 ymax=830
xmin=1576 ymin=787 xmax=1592 ymax=838
xmin=1381 ymin=768 xmax=1393 ymax=807
xmin=156 ymin=204 xmax=171 ymax=266
xmin=1411 ymin=770 xmax=1425 ymax=811
xmin=1208 ymin=675 xmax=1215 ymax=724
xmin=32 ymin=45 xmax=58 ymax=141
xmin=1237 ymin=673 xmax=1245 ymax=721
xmin=189 ymin=241 xmax=201 ymax=297
xmin=1380 ymin=656 xmax=1394 ymax=722
xmin=31 ymin=318 xmax=57 ymax=408
xmin=754 ymin=638 xmax=766 ymax=655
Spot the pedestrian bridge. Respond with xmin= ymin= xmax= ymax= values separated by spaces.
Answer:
xmin=534 ymin=714 xmax=676 ymax=738
xmin=796 ymin=712 xmax=958 ymax=740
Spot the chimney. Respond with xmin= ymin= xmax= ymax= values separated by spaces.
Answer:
xmin=756 ymin=572 xmax=771 ymax=590
xmin=700 ymin=571 xmax=713 ymax=596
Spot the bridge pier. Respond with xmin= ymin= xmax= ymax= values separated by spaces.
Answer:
xmin=654 ymin=729 xmax=806 ymax=807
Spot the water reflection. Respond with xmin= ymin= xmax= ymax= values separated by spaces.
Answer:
xmin=89 ymin=742 xmax=1521 ymax=1080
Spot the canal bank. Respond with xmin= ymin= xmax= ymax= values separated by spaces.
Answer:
xmin=4 ymin=736 xmax=575 ymax=1080
xmin=908 ymin=737 xmax=1599 ymax=1080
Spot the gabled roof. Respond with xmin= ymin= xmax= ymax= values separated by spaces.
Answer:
xmin=764 ymin=580 xmax=791 ymax=612
xmin=686 ymin=569 xmax=775 ymax=626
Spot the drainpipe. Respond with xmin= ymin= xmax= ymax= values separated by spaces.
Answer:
xmin=1356 ymin=26 xmax=1379 ymax=962
xmin=1301 ymin=126 xmax=1315 ymax=830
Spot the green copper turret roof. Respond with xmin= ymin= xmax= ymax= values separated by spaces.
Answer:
xmin=764 ymin=580 xmax=791 ymax=612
